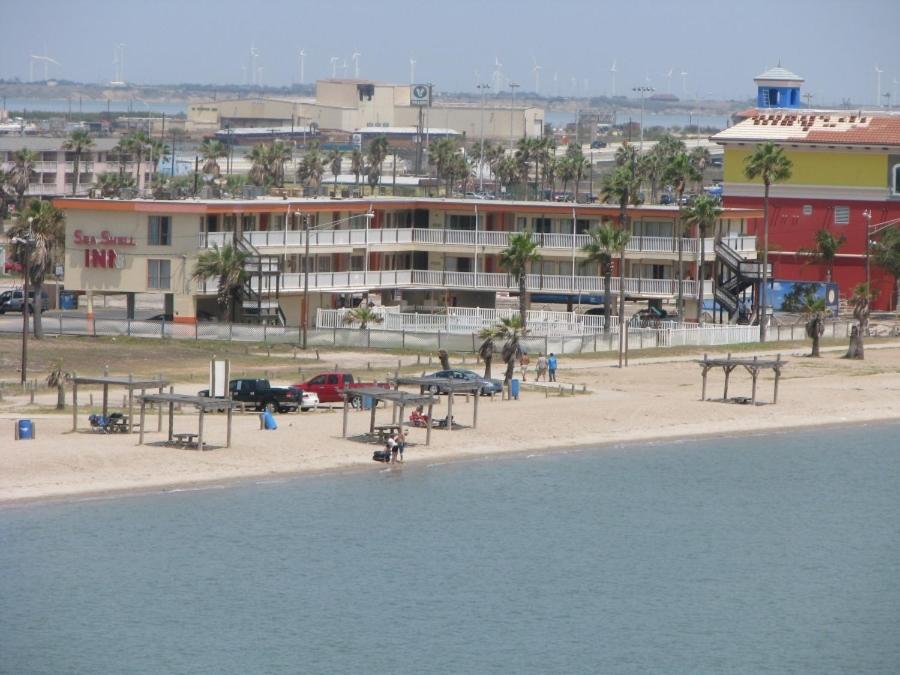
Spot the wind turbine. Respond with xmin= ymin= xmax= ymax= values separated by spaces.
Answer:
xmin=341 ymin=58 xmax=348 ymax=78
xmin=249 ymin=46 xmax=260 ymax=85
xmin=493 ymin=56 xmax=503 ymax=92
xmin=666 ymin=68 xmax=674 ymax=95
xmin=531 ymin=56 xmax=542 ymax=94
xmin=351 ymin=50 xmax=361 ymax=78
xmin=680 ymin=70 xmax=688 ymax=98
xmin=609 ymin=59 xmax=617 ymax=96
xmin=330 ymin=56 xmax=340 ymax=79
xmin=875 ymin=65 xmax=883 ymax=106
xmin=298 ymin=48 xmax=306 ymax=84
xmin=409 ymin=56 xmax=416 ymax=84
xmin=553 ymin=71 xmax=559 ymax=97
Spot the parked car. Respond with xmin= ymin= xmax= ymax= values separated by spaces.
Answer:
xmin=423 ymin=369 xmax=502 ymax=396
xmin=293 ymin=372 xmax=389 ymax=408
xmin=198 ymin=378 xmax=313 ymax=413
xmin=0 ymin=288 xmax=49 ymax=314
xmin=630 ymin=306 xmax=678 ymax=325
xmin=590 ymin=140 xmax=608 ymax=149
xmin=3 ymin=261 xmax=23 ymax=274
xmin=146 ymin=310 xmax=215 ymax=322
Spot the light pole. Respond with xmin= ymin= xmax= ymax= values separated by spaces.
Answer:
xmin=477 ymin=83 xmax=490 ymax=193
xmin=863 ymin=209 xmax=872 ymax=293
xmin=632 ymin=86 xmax=654 ymax=152
xmin=13 ymin=219 xmax=35 ymax=385
xmin=508 ymin=82 xmax=519 ymax=150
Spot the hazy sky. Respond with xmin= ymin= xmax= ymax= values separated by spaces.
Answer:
xmin=2 ymin=0 xmax=898 ymax=105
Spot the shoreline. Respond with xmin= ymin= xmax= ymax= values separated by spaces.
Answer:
xmin=3 ymin=414 xmax=898 ymax=510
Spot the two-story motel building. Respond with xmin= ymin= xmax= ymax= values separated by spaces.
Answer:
xmin=53 ymin=196 xmax=762 ymax=325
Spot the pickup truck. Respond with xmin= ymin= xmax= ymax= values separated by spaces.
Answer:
xmin=199 ymin=378 xmax=318 ymax=413
xmin=293 ymin=372 xmax=387 ymax=408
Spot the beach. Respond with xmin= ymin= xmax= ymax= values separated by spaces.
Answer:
xmin=2 ymin=342 xmax=899 ymax=505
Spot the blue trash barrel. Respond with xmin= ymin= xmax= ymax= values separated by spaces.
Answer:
xmin=60 ymin=291 xmax=77 ymax=310
xmin=362 ymin=395 xmax=373 ymax=410
xmin=16 ymin=419 xmax=34 ymax=440
xmin=510 ymin=379 xmax=520 ymax=400
xmin=261 ymin=410 xmax=278 ymax=430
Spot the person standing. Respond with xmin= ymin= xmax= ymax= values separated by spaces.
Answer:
xmin=547 ymin=353 xmax=558 ymax=382
xmin=536 ymin=352 xmax=548 ymax=382
xmin=519 ymin=351 xmax=530 ymax=382
xmin=387 ymin=433 xmax=398 ymax=463
xmin=397 ymin=430 xmax=406 ymax=463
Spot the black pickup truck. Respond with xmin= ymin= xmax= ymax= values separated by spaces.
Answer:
xmin=199 ymin=378 xmax=304 ymax=413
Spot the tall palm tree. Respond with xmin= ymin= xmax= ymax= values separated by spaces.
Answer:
xmin=689 ymin=145 xmax=711 ymax=194
xmin=366 ymin=135 xmax=389 ymax=194
xmin=744 ymin=141 xmax=793 ymax=342
xmin=799 ymin=228 xmax=846 ymax=282
xmin=800 ymin=293 xmax=827 ymax=357
xmin=581 ymin=224 xmax=631 ymax=332
xmin=300 ymin=143 xmax=324 ymax=193
xmin=637 ymin=150 xmax=664 ymax=203
xmin=7 ymin=200 xmax=65 ymax=339
xmin=499 ymin=232 xmax=541 ymax=328
xmin=476 ymin=324 xmax=500 ymax=379
xmin=873 ymin=227 xmax=900 ymax=310
xmin=269 ymin=140 xmax=292 ymax=187
xmin=198 ymin=138 xmax=228 ymax=177
xmin=557 ymin=156 xmax=576 ymax=199
xmin=495 ymin=156 xmax=519 ymax=195
xmin=682 ymin=194 xmax=721 ymax=323
xmin=0 ymin=168 xmax=14 ymax=216
xmin=191 ymin=244 xmax=249 ymax=322
xmin=63 ymin=129 xmax=94 ymax=196
xmin=350 ymin=148 xmax=364 ymax=192
xmin=10 ymin=149 xmax=38 ymax=207
xmin=428 ymin=138 xmax=457 ymax=195
xmin=122 ymin=131 xmax=151 ymax=191
xmin=94 ymin=171 xmax=134 ymax=197
xmin=664 ymin=151 xmax=701 ymax=318
xmin=514 ymin=137 xmax=537 ymax=199
xmin=327 ymin=149 xmax=343 ymax=194
xmin=564 ymin=143 xmax=589 ymax=202
xmin=602 ymin=163 xmax=642 ymax=366
xmin=845 ymin=283 xmax=871 ymax=360
xmin=248 ymin=143 xmax=271 ymax=186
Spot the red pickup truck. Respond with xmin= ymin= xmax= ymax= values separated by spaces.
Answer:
xmin=293 ymin=372 xmax=388 ymax=407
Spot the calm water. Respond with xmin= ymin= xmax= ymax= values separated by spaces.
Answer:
xmin=2 ymin=424 xmax=899 ymax=674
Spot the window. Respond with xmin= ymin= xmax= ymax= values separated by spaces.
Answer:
xmin=893 ymin=164 xmax=900 ymax=195
xmin=309 ymin=375 xmax=326 ymax=385
xmin=533 ymin=217 xmax=552 ymax=233
xmin=834 ymin=206 xmax=850 ymax=225
xmin=147 ymin=259 xmax=171 ymax=289
xmin=803 ymin=205 xmax=813 ymax=216
xmin=148 ymin=216 xmax=171 ymax=245
xmin=448 ymin=214 xmax=476 ymax=230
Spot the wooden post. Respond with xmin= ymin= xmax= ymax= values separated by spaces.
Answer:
xmin=127 ymin=374 xmax=134 ymax=433
xmin=198 ymin=407 xmax=205 ymax=451
xmin=342 ymin=395 xmax=349 ymax=438
xmin=701 ymin=354 xmax=708 ymax=401
xmin=102 ymin=383 xmax=109 ymax=418
xmin=226 ymin=401 xmax=233 ymax=448
xmin=167 ymin=386 xmax=175 ymax=442
xmin=369 ymin=401 xmax=377 ymax=434
xmin=157 ymin=376 xmax=164 ymax=432
xmin=426 ymin=399 xmax=434 ymax=446
xmin=473 ymin=387 xmax=479 ymax=429
xmin=773 ymin=354 xmax=781 ymax=404
xmin=138 ymin=397 xmax=146 ymax=446
xmin=72 ymin=376 xmax=78 ymax=431
xmin=751 ymin=356 xmax=759 ymax=405
xmin=723 ymin=353 xmax=732 ymax=400
xmin=447 ymin=390 xmax=454 ymax=431
xmin=398 ymin=403 xmax=406 ymax=439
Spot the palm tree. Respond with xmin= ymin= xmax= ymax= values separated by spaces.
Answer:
xmin=269 ymin=140 xmax=292 ymax=187
xmin=327 ymin=149 xmax=343 ymax=194
xmin=664 ymin=151 xmax=702 ymax=318
xmin=300 ymin=143 xmax=324 ymax=193
xmin=495 ymin=156 xmax=519 ymax=195
xmin=492 ymin=315 xmax=526 ymax=385
xmin=0 ymin=168 xmax=14 ymax=216
xmin=581 ymin=224 xmax=631 ymax=332
xmin=799 ymin=293 xmax=827 ymax=357
xmin=744 ymin=141 xmax=793 ymax=341
xmin=500 ymin=232 xmax=541 ymax=328
xmin=799 ymin=228 xmax=846 ymax=282
xmin=689 ymin=145 xmax=711 ymax=194
xmin=564 ymin=143 xmax=589 ymax=202
xmin=191 ymin=244 xmax=249 ymax=322
xmin=10 ymin=149 xmax=38 ymax=207
xmin=557 ymin=156 xmax=576 ymax=198
xmin=46 ymin=360 xmax=67 ymax=410
xmin=602 ymin=164 xmax=642 ymax=352
xmin=198 ymin=138 xmax=228 ymax=177
xmin=342 ymin=305 xmax=383 ymax=330
xmin=7 ymin=200 xmax=65 ymax=339
xmin=63 ymin=129 xmax=94 ymax=196
xmin=476 ymin=324 xmax=500 ymax=379
xmin=366 ymin=135 xmax=389 ymax=194
xmin=94 ymin=171 xmax=134 ymax=197
xmin=350 ymin=148 xmax=364 ymax=193
xmin=637 ymin=150 xmax=665 ymax=204
xmin=108 ymin=141 xmax=130 ymax=179
xmin=249 ymin=143 xmax=271 ymax=186
xmin=683 ymin=194 xmax=722 ymax=323
xmin=872 ymin=227 xmax=900 ymax=310
xmin=845 ymin=283 xmax=871 ymax=360
xmin=428 ymin=138 xmax=457 ymax=195
xmin=122 ymin=131 xmax=151 ymax=191
xmin=514 ymin=137 xmax=538 ymax=199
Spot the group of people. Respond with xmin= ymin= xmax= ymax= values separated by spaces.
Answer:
xmin=385 ymin=431 xmax=406 ymax=463
xmin=518 ymin=351 xmax=559 ymax=382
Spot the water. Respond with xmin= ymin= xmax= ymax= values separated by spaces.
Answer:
xmin=2 ymin=423 xmax=899 ymax=674
xmin=545 ymin=109 xmax=729 ymax=131
xmin=1 ymin=97 xmax=187 ymax=116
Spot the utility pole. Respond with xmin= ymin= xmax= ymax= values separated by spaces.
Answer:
xmin=508 ymin=82 xmax=519 ymax=150
xmin=13 ymin=220 xmax=35 ymax=384
xmin=302 ymin=212 xmax=310 ymax=350
xmin=632 ymin=86 xmax=654 ymax=152
xmin=477 ymin=83 xmax=490 ymax=192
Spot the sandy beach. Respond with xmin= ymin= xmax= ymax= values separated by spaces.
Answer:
xmin=2 ymin=341 xmax=899 ymax=505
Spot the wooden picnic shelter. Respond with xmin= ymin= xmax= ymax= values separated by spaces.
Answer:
xmin=71 ymin=373 xmax=168 ymax=433
xmin=137 ymin=390 xmax=240 ymax=451
xmin=391 ymin=376 xmax=486 ymax=432
xmin=697 ymin=353 xmax=786 ymax=405
xmin=341 ymin=387 xmax=436 ymax=445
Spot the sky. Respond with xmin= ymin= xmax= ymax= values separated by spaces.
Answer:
xmin=1 ymin=0 xmax=899 ymax=106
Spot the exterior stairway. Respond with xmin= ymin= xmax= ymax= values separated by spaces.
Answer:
xmin=714 ymin=238 xmax=771 ymax=321
xmin=237 ymin=236 xmax=286 ymax=326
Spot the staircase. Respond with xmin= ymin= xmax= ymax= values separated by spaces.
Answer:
xmin=714 ymin=239 xmax=771 ymax=321
xmin=237 ymin=236 xmax=286 ymax=326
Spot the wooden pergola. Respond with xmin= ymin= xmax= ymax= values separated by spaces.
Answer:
xmin=391 ymin=376 xmax=486 ymax=431
xmin=71 ymin=374 xmax=168 ymax=433
xmin=137 ymin=391 xmax=240 ymax=451
xmin=341 ymin=387 xmax=437 ymax=445
xmin=697 ymin=353 xmax=787 ymax=405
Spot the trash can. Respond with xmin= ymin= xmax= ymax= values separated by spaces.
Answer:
xmin=60 ymin=291 xmax=78 ymax=310
xmin=510 ymin=379 xmax=520 ymax=400
xmin=15 ymin=419 xmax=34 ymax=440
xmin=260 ymin=410 xmax=278 ymax=430
xmin=362 ymin=395 xmax=374 ymax=410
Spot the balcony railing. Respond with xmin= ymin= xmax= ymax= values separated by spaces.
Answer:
xmin=200 ymin=228 xmax=757 ymax=258
xmin=200 ymin=269 xmax=713 ymax=299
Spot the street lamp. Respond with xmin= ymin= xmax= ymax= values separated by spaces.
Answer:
xmin=632 ymin=86 xmax=654 ymax=152
xmin=508 ymin=82 xmax=519 ymax=150
xmin=863 ymin=209 xmax=872 ymax=293
xmin=477 ymin=83 xmax=490 ymax=193
xmin=12 ymin=219 xmax=35 ymax=385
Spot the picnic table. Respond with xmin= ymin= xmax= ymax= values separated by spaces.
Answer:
xmin=170 ymin=433 xmax=199 ymax=448
xmin=372 ymin=424 xmax=402 ymax=443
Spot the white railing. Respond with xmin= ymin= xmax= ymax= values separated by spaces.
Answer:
xmin=197 ymin=227 xmax=757 ymax=261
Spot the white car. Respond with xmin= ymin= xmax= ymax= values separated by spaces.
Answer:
xmin=300 ymin=391 xmax=319 ymax=412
